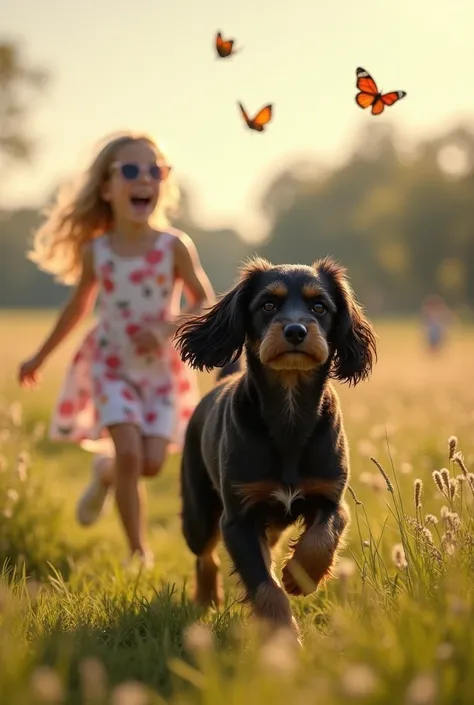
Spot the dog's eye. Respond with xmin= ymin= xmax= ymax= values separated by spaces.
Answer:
xmin=312 ymin=301 xmax=326 ymax=315
xmin=263 ymin=301 xmax=276 ymax=312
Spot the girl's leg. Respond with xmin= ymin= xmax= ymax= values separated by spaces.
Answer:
xmin=76 ymin=454 xmax=115 ymax=526
xmin=141 ymin=436 xmax=169 ymax=478
xmin=76 ymin=434 xmax=169 ymax=536
xmin=133 ymin=436 xmax=169 ymax=566
xmin=108 ymin=423 xmax=147 ymax=557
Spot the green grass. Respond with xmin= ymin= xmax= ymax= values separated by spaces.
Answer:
xmin=1 ymin=312 xmax=474 ymax=704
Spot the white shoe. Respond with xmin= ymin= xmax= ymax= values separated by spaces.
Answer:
xmin=76 ymin=455 xmax=113 ymax=526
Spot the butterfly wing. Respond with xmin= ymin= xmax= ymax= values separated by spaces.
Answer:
xmin=238 ymin=102 xmax=251 ymax=127
xmin=371 ymin=98 xmax=385 ymax=115
xmin=216 ymin=32 xmax=234 ymax=59
xmin=215 ymin=32 xmax=233 ymax=57
xmin=381 ymin=90 xmax=407 ymax=106
xmin=221 ymin=40 xmax=234 ymax=57
xmin=238 ymin=103 xmax=272 ymax=131
xmin=372 ymin=90 xmax=406 ymax=114
xmin=356 ymin=67 xmax=379 ymax=95
xmin=356 ymin=92 xmax=376 ymax=110
xmin=251 ymin=104 xmax=273 ymax=130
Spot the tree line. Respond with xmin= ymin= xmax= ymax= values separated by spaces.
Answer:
xmin=1 ymin=41 xmax=473 ymax=316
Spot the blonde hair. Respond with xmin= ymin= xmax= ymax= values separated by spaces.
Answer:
xmin=28 ymin=131 xmax=180 ymax=285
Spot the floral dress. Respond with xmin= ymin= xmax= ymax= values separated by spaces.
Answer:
xmin=49 ymin=231 xmax=199 ymax=456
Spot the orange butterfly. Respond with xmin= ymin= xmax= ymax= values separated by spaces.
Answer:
xmin=238 ymin=102 xmax=273 ymax=132
xmin=355 ymin=67 xmax=406 ymax=116
xmin=215 ymin=31 xmax=239 ymax=58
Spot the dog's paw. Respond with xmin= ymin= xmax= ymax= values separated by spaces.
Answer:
xmin=195 ymin=556 xmax=223 ymax=608
xmin=281 ymin=559 xmax=318 ymax=596
xmin=281 ymin=561 xmax=303 ymax=595
xmin=194 ymin=589 xmax=223 ymax=610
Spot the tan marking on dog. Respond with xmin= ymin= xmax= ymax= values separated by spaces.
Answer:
xmin=234 ymin=478 xmax=344 ymax=511
xmin=233 ymin=480 xmax=283 ymax=510
xmin=249 ymin=339 xmax=261 ymax=358
xmin=265 ymin=525 xmax=282 ymax=547
xmin=281 ymin=502 xmax=350 ymax=596
xmin=234 ymin=480 xmax=302 ymax=513
xmin=301 ymin=283 xmax=325 ymax=298
xmin=194 ymin=525 xmax=222 ymax=607
xmin=259 ymin=322 xmax=329 ymax=373
xmin=277 ymin=370 xmax=303 ymax=390
xmin=264 ymin=281 xmax=288 ymax=297
xmin=269 ymin=368 xmax=315 ymax=424
xmin=298 ymin=478 xmax=345 ymax=504
xmin=269 ymin=353 xmax=321 ymax=372
xmin=304 ymin=324 xmax=329 ymax=364
xmin=195 ymin=552 xmax=223 ymax=607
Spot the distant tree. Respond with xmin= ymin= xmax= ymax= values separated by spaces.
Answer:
xmin=0 ymin=41 xmax=48 ymax=170
xmin=259 ymin=122 xmax=474 ymax=314
xmin=1 ymin=121 xmax=474 ymax=314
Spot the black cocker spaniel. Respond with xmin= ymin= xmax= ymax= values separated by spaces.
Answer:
xmin=174 ymin=256 xmax=376 ymax=640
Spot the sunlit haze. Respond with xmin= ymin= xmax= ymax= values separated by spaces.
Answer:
xmin=4 ymin=0 xmax=473 ymax=241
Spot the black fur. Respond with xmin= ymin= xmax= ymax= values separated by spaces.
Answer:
xmin=317 ymin=256 xmax=377 ymax=385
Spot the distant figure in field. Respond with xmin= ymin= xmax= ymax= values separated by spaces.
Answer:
xmin=421 ymin=294 xmax=453 ymax=353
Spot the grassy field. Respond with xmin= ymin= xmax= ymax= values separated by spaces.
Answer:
xmin=1 ymin=311 xmax=474 ymax=704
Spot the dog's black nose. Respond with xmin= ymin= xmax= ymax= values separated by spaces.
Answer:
xmin=283 ymin=323 xmax=308 ymax=345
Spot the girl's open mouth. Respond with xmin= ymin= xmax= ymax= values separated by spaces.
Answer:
xmin=130 ymin=196 xmax=152 ymax=208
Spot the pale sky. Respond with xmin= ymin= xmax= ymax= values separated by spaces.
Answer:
xmin=3 ymin=0 xmax=473 ymax=240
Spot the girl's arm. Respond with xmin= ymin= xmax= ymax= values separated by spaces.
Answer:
xmin=148 ymin=233 xmax=215 ymax=343
xmin=173 ymin=232 xmax=216 ymax=316
xmin=35 ymin=245 xmax=98 ymax=362
xmin=19 ymin=245 xmax=98 ymax=384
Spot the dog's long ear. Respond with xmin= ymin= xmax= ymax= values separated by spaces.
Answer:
xmin=316 ymin=257 xmax=377 ymax=386
xmin=174 ymin=256 xmax=271 ymax=371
